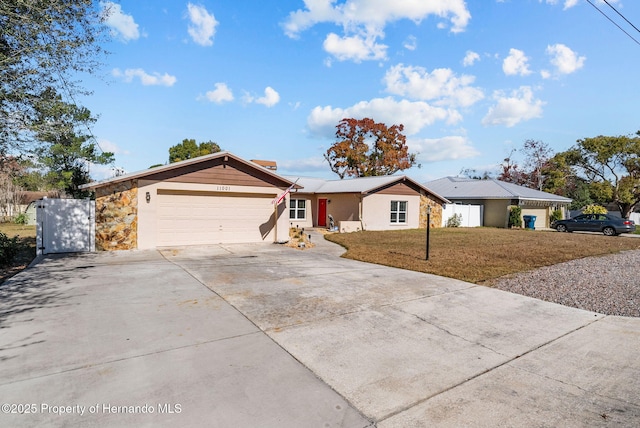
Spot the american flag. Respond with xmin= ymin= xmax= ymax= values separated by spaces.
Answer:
xmin=272 ymin=179 xmax=298 ymax=205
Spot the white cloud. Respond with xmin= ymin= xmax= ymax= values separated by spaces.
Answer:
xmin=383 ymin=64 xmax=484 ymax=107
xmin=482 ymin=86 xmax=545 ymax=127
xmin=202 ymin=83 xmax=234 ymax=103
xmin=546 ymin=43 xmax=585 ymax=75
xmin=186 ymin=3 xmax=218 ymax=46
xmin=503 ymin=48 xmax=532 ymax=76
xmin=98 ymin=139 xmax=130 ymax=155
xmin=244 ymin=87 xmax=281 ymax=107
xmin=410 ymin=136 xmax=480 ymax=162
xmin=283 ymin=0 xmax=471 ymax=62
xmin=543 ymin=0 xmax=621 ymax=10
xmin=540 ymin=0 xmax=580 ymax=10
xmin=404 ymin=35 xmax=417 ymax=51
xmin=323 ymin=32 xmax=388 ymax=62
xmin=90 ymin=163 xmax=120 ymax=181
xmin=307 ymin=96 xmax=462 ymax=138
xmin=112 ymin=68 xmax=177 ymax=87
xmin=284 ymin=0 xmax=471 ymax=36
xmin=256 ymin=87 xmax=281 ymax=107
xmin=463 ymin=50 xmax=480 ymax=67
xmin=563 ymin=0 xmax=579 ymax=8
xmin=279 ymin=157 xmax=328 ymax=174
xmin=101 ymin=2 xmax=140 ymax=42
xmin=540 ymin=69 xmax=551 ymax=79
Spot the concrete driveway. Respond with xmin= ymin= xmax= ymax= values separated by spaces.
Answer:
xmin=1 ymin=234 xmax=639 ymax=427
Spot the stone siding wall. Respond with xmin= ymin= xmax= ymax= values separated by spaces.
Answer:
xmin=95 ymin=180 xmax=138 ymax=250
xmin=419 ymin=195 xmax=443 ymax=228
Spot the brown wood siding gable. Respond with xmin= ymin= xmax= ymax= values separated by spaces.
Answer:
xmin=143 ymin=157 xmax=289 ymax=188
xmin=374 ymin=182 xmax=420 ymax=196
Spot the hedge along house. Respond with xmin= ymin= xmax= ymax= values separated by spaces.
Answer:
xmin=425 ymin=176 xmax=572 ymax=229
xmin=281 ymin=175 xmax=450 ymax=232
xmin=80 ymin=152 xmax=300 ymax=250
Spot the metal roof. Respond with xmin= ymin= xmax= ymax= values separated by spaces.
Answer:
xmin=283 ymin=175 xmax=449 ymax=203
xmin=424 ymin=176 xmax=572 ymax=203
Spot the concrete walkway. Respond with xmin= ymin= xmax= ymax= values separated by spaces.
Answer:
xmin=1 ymin=233 xmax=639 ymax=426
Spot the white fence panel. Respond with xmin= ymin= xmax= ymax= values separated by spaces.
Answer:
xmin=36 ymin=198 xmax=95 ymax=255
xmin=442 ymin=204 xmax=483 ymax=227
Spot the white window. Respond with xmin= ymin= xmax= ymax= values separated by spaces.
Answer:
xmin=290 ymin=199 xmax=306 ymax=220
xmin=390 ymin=200 xmax=407 ymax=224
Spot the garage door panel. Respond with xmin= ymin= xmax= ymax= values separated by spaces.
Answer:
xmin=157 ymin=191 xmax=275 ymax=246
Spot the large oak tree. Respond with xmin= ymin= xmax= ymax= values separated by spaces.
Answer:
xmin=325 ymin=118 xmax=417 ymax=179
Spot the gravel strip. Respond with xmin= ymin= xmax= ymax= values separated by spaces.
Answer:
xmin=490 ymin=249 xmax=640 ymax=317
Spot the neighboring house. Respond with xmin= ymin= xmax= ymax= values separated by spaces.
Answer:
xmin=425 ymin=176 xmax=572 ymax=229
xmin=1 ymin=191 xmax=52 ymax=223
xmin=283 ymin=175 xmax=449 ymax=232
xmin=81 ymin=152 xmax=300 ymax=250
xmin=80 ymin=151 xmax=450 ymax=251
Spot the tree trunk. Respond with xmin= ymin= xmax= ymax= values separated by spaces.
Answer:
xmin=617 ymin=201 xmax=632 ymax=219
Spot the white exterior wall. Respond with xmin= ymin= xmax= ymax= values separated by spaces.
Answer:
xmin=362 ymin=194 xmax=421 ymax=230
xmin=137 ymin=180 xmax=288 ymax=249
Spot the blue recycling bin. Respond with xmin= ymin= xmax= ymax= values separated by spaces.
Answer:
xmin=523 ymin=215 xmax=536 ymax=230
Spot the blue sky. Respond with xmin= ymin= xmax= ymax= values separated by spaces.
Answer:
xmin=84 ymin=0 xmax=640 ymax=181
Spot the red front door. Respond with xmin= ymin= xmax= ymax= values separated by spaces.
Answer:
xmin=318 ymin=199 xmax=327 ymax=227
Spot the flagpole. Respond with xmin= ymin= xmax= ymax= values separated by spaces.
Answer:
xmin=272 ymin=178 xmax=299 ymax=243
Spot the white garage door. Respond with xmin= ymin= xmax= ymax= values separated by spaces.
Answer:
xmin=157 ymin=190 xmax=275 ymax=246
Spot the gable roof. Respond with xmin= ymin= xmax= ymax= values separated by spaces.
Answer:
xmin=424 ymin=176 xmax=572 ymax=203
xmin=80 ymin=151 xmax=299 ymax=190
xmin=284 ymin=175 xmax=450 ymax=203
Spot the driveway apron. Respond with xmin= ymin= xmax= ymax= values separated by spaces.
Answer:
xmin=0 ymin=249 xmax=371 ymax=427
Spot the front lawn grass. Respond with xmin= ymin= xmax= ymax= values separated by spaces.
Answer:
xmin=0 ymin=223 xmax=37 ymax=284
xmin=325 ymin=227 xmax=640 ymax=284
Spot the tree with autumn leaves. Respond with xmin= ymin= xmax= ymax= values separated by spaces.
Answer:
xmin=325 ymin=118 xmax=418 ymax=179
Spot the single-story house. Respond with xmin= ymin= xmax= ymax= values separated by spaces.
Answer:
xmin=81 ymin=152 xmax=449 ymax=251
xmin=282 ymin=175 xmax=449 ymax=232
xmin=81 ymin=152 xmax=300 ymax=250
xmin=425 ymin=176 xmax=572 ymax=229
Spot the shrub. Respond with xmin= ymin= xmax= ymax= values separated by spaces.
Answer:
xmin=509 ymin=206 xmax=523 ymax=228
xmin=14 ymin=212 xmax=28 ymax=225
xmin=446 ymin=213 xmax=463 ymax=227
xmin=550 ymin=209 xmax=563 ymax=223
xmin=0 ymin=232 xmax=21 ymax=267
xmin=583 ymin=204 xmax=607 ymax=215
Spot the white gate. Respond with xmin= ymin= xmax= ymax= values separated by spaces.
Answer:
xmin=36 ymin=198 xmax=95 ymax=255
xmin=442 ymin=204 xmax=483 ymax=227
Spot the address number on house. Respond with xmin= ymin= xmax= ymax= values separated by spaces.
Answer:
xmin=216 ymin=186 xmax=231 ymax=191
